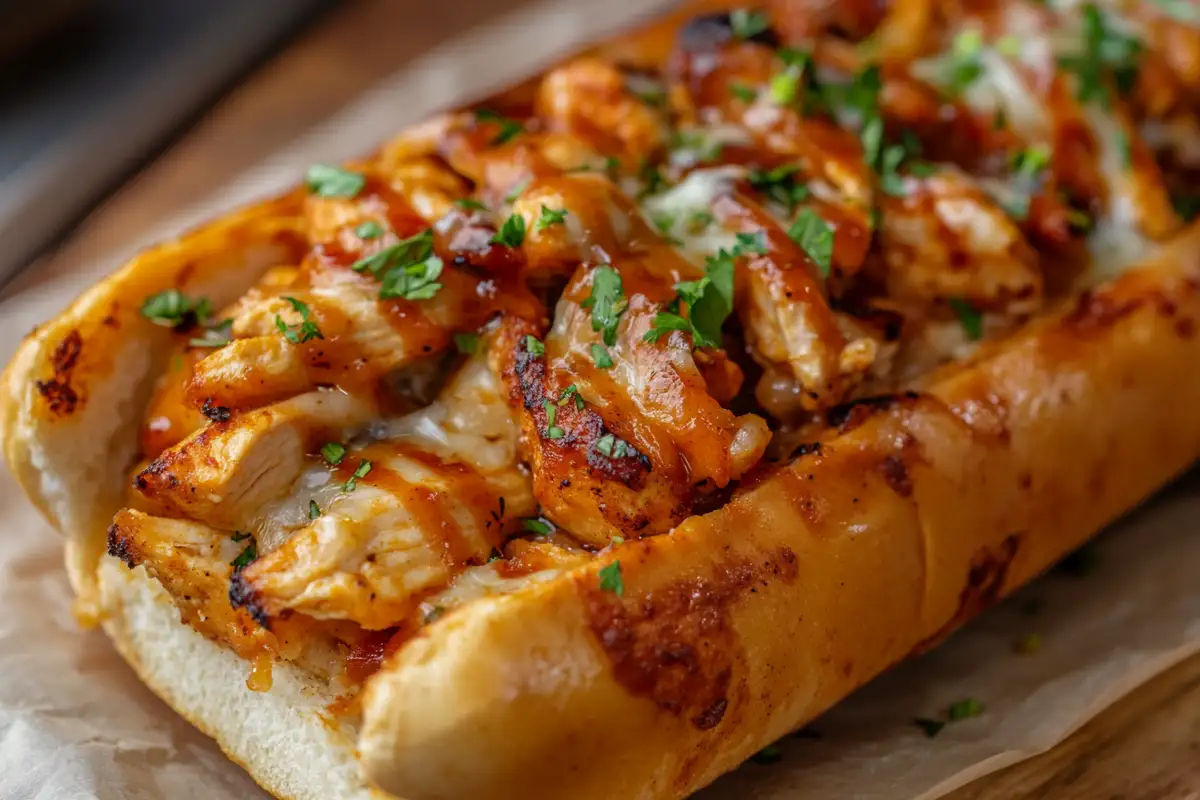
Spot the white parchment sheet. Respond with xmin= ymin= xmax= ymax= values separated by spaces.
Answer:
xmin=2 ymin=1 xmax=1198 ymax=797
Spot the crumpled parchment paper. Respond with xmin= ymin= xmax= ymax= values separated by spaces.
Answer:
xmin=2 ymin=1 xmax=1199 ymax=797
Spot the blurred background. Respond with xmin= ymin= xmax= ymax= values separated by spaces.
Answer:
xmin=0 ymin=0 xmax=573 ymax=294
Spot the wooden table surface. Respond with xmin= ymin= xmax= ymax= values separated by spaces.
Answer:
xmin=18 ymin=1 xmax=1200 ymax=797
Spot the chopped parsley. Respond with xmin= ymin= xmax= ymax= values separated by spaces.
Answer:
xmin=305 ymin=164 xmax=365 ymax=198
xmin=644 ymin=246 xmax=735 ymax=348
xmin=747 ymin=164 xmax=809 ymax=213
xmin=788 ymin=210 xmax=834 ymax=278
xmin=380 ymin=255 xmax=444 ymax=301
xmin=729 ymin=83 xmax=758 ymax=103
xmin=590 ymin=343 xmax=614 ymax=369
xmin=1006 ymin=145 xmax=1052 ymax=220
xmin=231 ymin=535 xmax=258 ymax=569
xmin=913 ymin=718 xmax=946 ymax=738
xmin=558 ymin=384 xmax=584 ymax=410
xmin=474 ymin=108 xmax=524 ymax=146
xmin=455 ymin=197 xmax=489 ymax=211
xmin=729 ymin=8 xmax=770 ymax=40
xmin=491 ymin=214 xmax=527 ymax=248
xmin=275 ymin=297 xmax=324 ymax=344
xmin=352 ymin=229 xmax=444 ymax=301
xmin=355 ymin=220 xmax=384 ymax=240
xmin=321 ymin=442 xmax=347 ymax=465
xmin=141 ymin=289 xmax=211 ymax=328
xmin=525 ymin=335 xmax=545 ymax=357
xmin=522 ymin=517 xmax=554 ymax=536
xmin=946 ymin=29 xmax=985 ymax=96
xmin=770 ymin=48 xmax=824 ymax=115
xmin=582 ymin=265 xmax=627 ymax=346
xmin=308 ymin=500 xmax=321 ymax=520
xmin=535 ymin=205 xmax=568 ymax=231
xmin=735 ymin=230 xmax=768 ymax=254
xmin=543 ymin=401 xmax=565 ymax=439
xmin=598 ymin=560 xmax=624 ymax=595
xmin=595 ymin=433 xmax=632 ymax=459
xmin=343 ymin=460 xmax=373 ymax=492
xmin=947 ymin=698 xmax=984 ymax=721
xmin=1060 ymin=4 xmax=1141 ymax=107
xmin=948 ymin=297 xmax=984 ymax=340
xmin=453 ymin=332 xmax=481 ymax=355
xmin=188 ymin=318 xmax=233 ymax=349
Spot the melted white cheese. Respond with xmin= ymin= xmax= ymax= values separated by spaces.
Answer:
xmin=640 ymin=167 xmax=743 ymax=264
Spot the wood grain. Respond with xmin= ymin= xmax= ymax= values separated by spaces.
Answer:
xmin=16 ymin=1 xmax=1200 ymax=797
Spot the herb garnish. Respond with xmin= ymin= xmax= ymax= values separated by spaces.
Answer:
xmin=525 ymin=335 xmax=545 ymax=357
xmin=947 ymin=698 xmax=984 ymax=721
xmin=788 ymin=210 xmax=834 ymax=278
xmin=1060 ymin=4 xmax=1141 ymax=107
xmin=948 ymin=297 xmax=984 ymax=340
xmin=141 ymin=290 xmax=211 ymax=329
xmin=453 ymin=332 xmax=481 ymax=355
xmin=644 ymin=246 xmax=735 ymax=348
xmin=590 ymin=343 xmax=614 ymax=368
xmin=535 ymin=205 xmax=568 ymax=231
xmin=455 ymin=198 xmax=489 ymax=212
xmin=491 ymin=214 xmax=527 ymax=248
xmin=543 ymin=401 xmax=565 ymax=439
xmin=595 ymin=433 xmax=632 ymax=459
xmin=321 ymin=442 xmax=346 ymax=465
xmin=598 ymin=560 xmax=624 ymax=595
xmin=275 ymin=297 xmax=324 ymax=344
xmin=1006 ymin=145 xmax=1052 ymax=220
xmin=582 ymin=265 xmax=627 ymax=346
xmin=231 ymin=534 xmax=258 ymax=569
xmin=305 ymin=164 xmax=365 ymax=198
xmin=343 ymin=460 xmax=373 ymax=492
xmin=747 ymin=164 xmax=810 ymax=213
xmin=558 ymin=384 xmax=584 ymax=410
xmin=522 ymin=517 xmax=554 ymax=536
xmin=308 ymin=500 xmax=321 ymax=520
xmin=474 ymin=108 xmax=524 ymax=146
xmin=729 ymin=8 xmax=770 ymax=40
xmin=355 ymin=220 xmax=384 ymax=240
xmin=729 ymin=83 xmax=758 ymax=103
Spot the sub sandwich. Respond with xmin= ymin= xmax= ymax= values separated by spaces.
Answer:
xmin=4 ymin=0 xmax=1200 ymax=797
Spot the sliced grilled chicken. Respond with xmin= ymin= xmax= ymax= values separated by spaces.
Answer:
xmin=878 ymin=166 xmax=1043 ymax=311
xmin=133 ymin=390 xmax=378 ymax=532
xmin=105 ymin=509 xmax=310 ymax=661
xmin=231 ymin=351 xmax=535 ymax=630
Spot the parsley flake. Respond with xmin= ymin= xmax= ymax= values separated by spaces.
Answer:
xmin=947 ymin=698 xmax=984 ymax=721
xmin=454 ymin=332 xmax=481 ymax=355
xmin=355 ymin=220 xmax=384 ymax=240
xmin=525 ymin=335 xmax=545 ymax=357
xmin=535 ymin=205 xmax=568 ymax=231
xmin=788 ymin=211 xmax=834 ymax=278
xmin=308 ymin=500 xmax=321 ymax=520
xmin=343 ymin=460 xmax=372 ymax=492
xmin=597 ymin=560 xmax=624 ymax=595
xmin=1060 ymin=4 xmax=1141 ymax=107
xmin=455 ymin=198 xmax=489 ymax=211
xmin=305 ymin=164 xmax=365 ymax=198
xmin=948 ymin=297 xmax=984 ymax=340
xmin=491 ymin=214 xmax=527 ymax=248
xmin=595 ymin=433 xmax=632 ymax=459
xmin=231 ymin=535 xmax=258 ymax=569
xmin=590 ymin=343 xmax=614 ymax=369
xmin=321 ymin=442 xmax=346 ymax=466
xmin=729 ymin=83 xmax=758 ymax=103
xmin=275 ymin=297 xmax=324 ymax=344
xmin=522 ymin=517 xmax=554 ymax=536
xmin=558 ymin=384 xmax=585 ymax=410
xmin=141 ymin=290 xmax=211 ymax=329
xmin=543 ymin=401 xmax=564 ymax=439
xmin=581 ymin=265 xmax=626 ymax=346
xmin=474 ymin=108 xmax=524 ymax=145
xmin=747 ymin=164 xmax=809 ymax=213
xmin=729 ymin=8 xmax=770 ymax=40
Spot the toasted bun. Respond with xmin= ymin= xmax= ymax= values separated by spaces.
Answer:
xmin=358 ymin=227 xmax=1200 ymax=799
xmin=96 ymin=554 xmax=389 ymax=800
xmin=0 ymin=198 xmax=304 ymax=605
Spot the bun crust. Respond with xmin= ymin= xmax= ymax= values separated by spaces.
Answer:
xmin=358 ymin=228 xmax=1200 ymax=799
